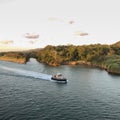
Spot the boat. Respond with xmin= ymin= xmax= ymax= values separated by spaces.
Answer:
xmin=51 ymin=73 xmax=67 ymax=83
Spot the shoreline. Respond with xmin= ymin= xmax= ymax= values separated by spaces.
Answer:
xmin=1 ymin=58 xmax=119 ymax=75
xmin=0 ymin=57 xmax=26 ymax=64
xmin=61 ymin=61 xmax=120 ymax=75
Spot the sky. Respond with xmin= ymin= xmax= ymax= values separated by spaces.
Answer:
xmin=0 ymin=0 xmax=120 ymax=51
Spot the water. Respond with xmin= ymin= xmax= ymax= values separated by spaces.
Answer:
xmin=0 ymin=58 xmax=120 ymax=120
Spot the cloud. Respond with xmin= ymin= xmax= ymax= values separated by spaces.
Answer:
xmin=24 ymin=33 xmax=39 ymax=39
xmin=74 ymin=31 xmax=89 ymax=36
xmin=0 ymin=40 xmax=14 ymax=45
xmin=69 ymin=21 xmax=75 ymax=24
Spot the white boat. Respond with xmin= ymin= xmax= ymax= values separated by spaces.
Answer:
xmin=51 ymin=73 xmax=67 ymax=83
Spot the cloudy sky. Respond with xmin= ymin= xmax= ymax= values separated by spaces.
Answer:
xmin=0 ymin=0 xmax=120 ymax=50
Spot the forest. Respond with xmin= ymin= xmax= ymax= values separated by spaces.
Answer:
xmin=0 ymin=41 xmax=120 ymax=74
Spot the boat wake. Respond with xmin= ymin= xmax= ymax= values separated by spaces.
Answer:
xmin=0 ymin=65 xmax=52 ymax=81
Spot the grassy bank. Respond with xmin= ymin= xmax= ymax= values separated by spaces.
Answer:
xmin=0 ymin=52 xmax=27 ymax=64
xmin=0 ymin=56 xmax=26 ymax=64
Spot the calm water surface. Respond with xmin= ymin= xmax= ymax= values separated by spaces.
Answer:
xmin=0 ymin=59 xmax=120 ymax=120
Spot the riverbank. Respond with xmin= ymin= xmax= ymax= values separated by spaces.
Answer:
xmin=0 ymin=42 xmax=120 ymax=75
xmin=0 ymin=56 xmax=26 ymax=64
xmin=68 ymin=60 xmax=120 ymax=75
xmin=0 ymin=57 xmax=120 ymax=75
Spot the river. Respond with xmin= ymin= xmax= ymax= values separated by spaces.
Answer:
xmin=0 ymin=58 xmax=120 ymax=120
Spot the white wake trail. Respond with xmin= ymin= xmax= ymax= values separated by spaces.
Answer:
xmin=0 ymin=65 xmax=52 ymax=80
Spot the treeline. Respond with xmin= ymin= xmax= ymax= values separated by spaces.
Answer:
xmin=0 ymin=49 xmax=40 ymax=63
xmin=0 ymin=41 xmax=120 ymax=74
xmin=34 ymin=41 xmax=120 ymax=74
xmin=0 ymin=51 xmax=28 ymax=64
xmin=36 ymin=43 xmax=120 ymax=64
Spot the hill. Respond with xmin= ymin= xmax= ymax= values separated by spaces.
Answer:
xmin=0 ymin=41 xmax=120 ymax=75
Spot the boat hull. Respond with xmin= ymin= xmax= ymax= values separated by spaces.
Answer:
xmin=51 ymin=77 xmax=67 ymax=83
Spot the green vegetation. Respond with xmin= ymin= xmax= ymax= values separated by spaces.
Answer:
xmin=36 ymin=44 xmax=111 ymax=65
xmin=34 ymin=41 xmax=120 ymax=74
xmin=101 ymin=55 xmax=120 ymax=74
xmin=0 ymin=41 xmax=120 ymax=74
xmin=0 ymin=52 xmax=27 ymax=64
